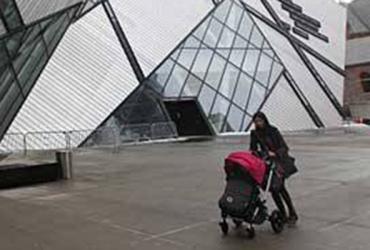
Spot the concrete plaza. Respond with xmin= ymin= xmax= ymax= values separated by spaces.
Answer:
xmin=1 ymin=128 xmax=370 ymax=249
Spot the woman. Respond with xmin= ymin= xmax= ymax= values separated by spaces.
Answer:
xmin=249 ymin=112 xmax=298 ymax=225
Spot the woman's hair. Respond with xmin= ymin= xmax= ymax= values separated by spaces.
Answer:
xmin=252 ymin=112 xmax=270 ymax=126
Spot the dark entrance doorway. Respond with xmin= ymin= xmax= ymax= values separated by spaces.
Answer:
xmin=164 ymin=99 xmax=214 ymax=137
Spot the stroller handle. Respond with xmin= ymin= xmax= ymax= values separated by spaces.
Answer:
xmin=253 ymin=150 xmax=276 ymax=169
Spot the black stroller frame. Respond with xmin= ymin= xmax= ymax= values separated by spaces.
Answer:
xmin=218 ymin=157 xmax=285 ymax=239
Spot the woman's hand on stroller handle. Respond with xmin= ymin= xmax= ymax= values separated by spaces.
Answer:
xmin=251 ymin=150 xmax=276 ymax=169
xmin=268 ymin=151 xmax=276 ymax=157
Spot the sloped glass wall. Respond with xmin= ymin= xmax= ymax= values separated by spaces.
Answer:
xmin=149 ymin=0 xmax=284 ymax=133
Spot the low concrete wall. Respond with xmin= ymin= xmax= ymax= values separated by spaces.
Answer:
xmin=0 ymin=161 xmax=62 ymax=189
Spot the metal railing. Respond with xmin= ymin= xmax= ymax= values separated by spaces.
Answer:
xmin=0 ymin=122 xmax=178 ymax=156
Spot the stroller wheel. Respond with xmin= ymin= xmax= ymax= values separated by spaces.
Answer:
xmin=232 ymin=219 xmax=243 ymax=228
xmin=219 ymin=221 xmax=229 ymax=236
xmin=270 ymin=210 xmax=284 ymax=234
xmin=246 ymin=225 xmax=255 ymax=239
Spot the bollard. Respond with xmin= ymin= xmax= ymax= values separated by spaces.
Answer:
xmin=56 ymin=150 xmax=73 ymax=179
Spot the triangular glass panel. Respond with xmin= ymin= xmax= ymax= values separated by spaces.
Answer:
xmin=209 ymin=94 xmax=231 ymax=132
xmin=229 ymin=49 xmax=245 ymax=68
xmin=177 ymin=49 xmax=198 ymax=70
xmin=246 ymin=81 xmax=267 ymax=115
xmin=164 ymin=63 xmax=189 ymax=97
xmin=263 ymin=48 xmax=275 ymax=58
xmin=183 ymin=36 xmax=201 ymax=49
xmin=242 ymin=46 xmax=261 ymax=77
xmin=149 ymin=58 xmax=175 ymax=92
xmin=6 ymin=32 xmax=24 ymax=58
xmin=204 ymin=18 xmax=223 ymax=48
xmin=255 ymin=52 xmax=274 ymax=87
xmin=224 ymin=104 xmax=244 ymax=132
xmin=181 ymin=73 xmax=203 ymax=97
xmin=237 ymin=12 xmax=254 ymax=40
xmin=43 ymin=13 xmax=70 ymax=53
xmin=198 ymin=84 xmax=217 ymax=116
xmin=218 ymin=26 xmax=236 ymax=48
xmin=234 ymin=35 xmax=248 ymax=48
xmin=241 ymin=113 xmax=253 ymax=132
xmin=213 ymin=0 xmax=233 ymax=23
xmin=216 ymin=48 xmax=231 ymax=59
xmin=249 ymin=27 xmax=264 ymax=48
xmin=193 ymin=17 xmax=211 ymax=40
xmin=225 ymin=2 xmax=243 ymax=32
xmin=233 ymin=72 xmax=253 ymax=109
xmin=191 ymin=49 xmax=214 ymax=80
xmin=268 ymin=61 xmax=284 ymax=88
xmin=205 ymin=53 xmax=227 ymax=90
xmin=219 ymin=63 xmax=239 ymax=100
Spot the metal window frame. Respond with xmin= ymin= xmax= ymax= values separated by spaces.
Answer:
xmin=190 ymin=35 xmax=269 ymax=93
xmin=167 ymin=58 xmax=248 ymax=111
xmin=244 ymin=69 xmax=284 ymax=131
xmin=159 ymin=44 xmax=186 ymax=95
xmin=215 ymin=9 xmax=248 ymax=132
xmin=205 ymin=0 xmax=236 ymax=120
xmin=177 ymin=14 xmax=230 ymax=98
xmin=238 ymin=0 xmax=324 ymax=128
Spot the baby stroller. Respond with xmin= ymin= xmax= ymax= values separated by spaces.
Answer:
xmin=218 ymin=151 xmax=285 ymax=238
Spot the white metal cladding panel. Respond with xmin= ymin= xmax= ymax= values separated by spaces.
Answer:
xmin=240 ymin=0 xmax=275 ymax=22
xmin=305 ymin=52 xmax=344 ymax=105
xmin=262 ymin=76 xmax=316 ymax=131
xmin=254 ymin=17 xmax=342 ymax=127
xmin=346 ymin=36 xmax=370 ymax=66
xmin=8 ymin=6 xmax=138 ymax=143
xmin=110 ymin=0 xmax=213 ymax=76
xmin=16 ymin=0 xmax=82 ymax=24
xmin=267 ymin=0 xmax=347 ymax=69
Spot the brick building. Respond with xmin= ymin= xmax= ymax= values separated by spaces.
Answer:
xmin=345 ymin=0 xmax=370 ymax=118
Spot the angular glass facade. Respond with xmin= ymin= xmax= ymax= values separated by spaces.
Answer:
xmin=1 ymin=0 xmax=346 ymax=148
xmin=148 ymin=0 xmax=284 ymax=133
xmin=0 ymin=4 xmax=80 ymax=139
xmin=15 ymin=0 xmax=82 ymax=25
xmin=84 ymin=81 xmax=174 ymax=146
xmin=0 ymin=0 xmax=23 ymax=31
xmin=90 ymin=0 xmax=287 ymax=141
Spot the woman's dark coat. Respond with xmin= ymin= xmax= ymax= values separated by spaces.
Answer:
xmin=250 ymin=126 xmax=297 ymax=178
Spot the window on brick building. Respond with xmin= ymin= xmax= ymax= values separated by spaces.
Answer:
xmin=360 ymin=72 xmax=370 ymax=92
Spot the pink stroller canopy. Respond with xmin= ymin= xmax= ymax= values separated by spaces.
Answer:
xmin=225 ymin=151 xmax=267 ymax=185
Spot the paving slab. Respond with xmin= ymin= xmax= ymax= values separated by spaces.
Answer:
xmin=1 ymin=130 xmax=370 ymax=249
